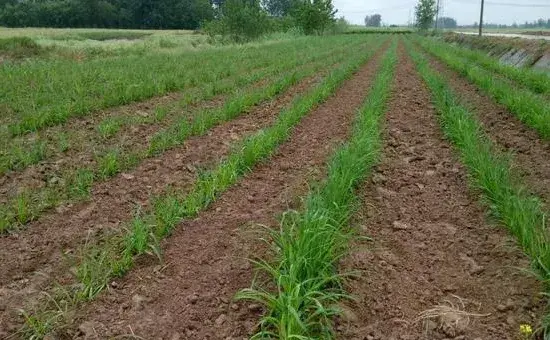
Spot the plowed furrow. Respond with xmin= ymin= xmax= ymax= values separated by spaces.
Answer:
xmin=338 ymin=43 xmax=542 ymax=340
xmin=53 ymin=50 xmax=385 ymax=340
xmin=0 ymin=74 xmax=322 ymax=334
xmin=426 ymin=55 xmax=550 ymax=207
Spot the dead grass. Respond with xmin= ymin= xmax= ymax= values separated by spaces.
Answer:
xmin=416 ymin=295 xmax=490 ymax=337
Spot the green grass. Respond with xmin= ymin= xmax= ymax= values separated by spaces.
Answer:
xmin=406 ymin=38 xmax=550 ymax=337
xmin=415 ymin=36 xmax=550 ymax=139
xmin=428 ymin=37 xmax=550 ymax=95
xmin=0 ymin=36 xmax=361 ymax=176
xmin=0 ymin=40 xmax=359 ymax=234
xmin=0 ymin=35 xmax=358 ymax=136
xmin=18 ymin=36 xmax=387 ymax=338
xmin=236 ymin=40 xmax=397 ymax=338
xmin=96 ymin=117 xmax=123 ymax=139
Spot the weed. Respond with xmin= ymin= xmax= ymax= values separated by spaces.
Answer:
xmin=68 ymin=169 xmax=95 ymax=198
xmin=97 ymin=150 xmax=120 ymax=179
xmin=97 ymin=117 xmax=123 ymax=139
xmin=14 ymin=191 xmax=33 ymax=224
xmin=0 ymin=36 xmax=43 ymax=58
xmin=58 ymin=133 xmax=70 ymax=153
xmin=76 ymin=243 xmax=120 ymax=301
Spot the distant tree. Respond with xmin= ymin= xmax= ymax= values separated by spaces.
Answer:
xmin=204 ymin=0 xmax=268 ymax=41
xmin=291 ymin=0 xmax=337 ymax=35
xmin=414 ymin=0 xmax=436 ymax=30
xmin=262 ymin=0 xmax=294 ymax=16
xmin=364 ymin=13 xmax=381 ymax=27
xmin=0 ymin=0 xmax=213 ymax=29
xmin=436 ymin=16 xmax=456 ymax=29
xmin=333 ymin=16 xmax=349 ymax=33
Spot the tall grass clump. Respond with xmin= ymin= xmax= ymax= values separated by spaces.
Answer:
xmin=406 ymin=40 xmax=550 ymax=336
xmin=415 ymin=37 xmax=550 ymax=139
xmin=0 ymin=36 xmax=43 ymax=58
xmin=236 ymin=41 xmax=397 ymax=338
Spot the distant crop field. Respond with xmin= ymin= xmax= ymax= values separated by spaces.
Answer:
xmin=1 ymin=30 xmax=549 ymax=340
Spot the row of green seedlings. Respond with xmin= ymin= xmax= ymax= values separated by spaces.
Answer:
xmin=414 ymin=37 xmax=550 ymax=139
xmin=1 ymin=35 xmax=365 ymax=136
xmin=95 ymin=37 xmax=361 ymax=139
xmin=19 ymin=39 xmax=388 ymax=339
xmin=0 ymin=39 xmax=368 ymax=234
xmin=431 ymin=37 xmax=549 ymax=95
xmin=236 ymin=40 xmax=397 ymax=339
xmin=406 ymin=40 xmax=550 ymax=337
xmin=0 ymin=37 xmax=363 ymax=175
xmin=2 ymin=43 xmax=261 ymax=135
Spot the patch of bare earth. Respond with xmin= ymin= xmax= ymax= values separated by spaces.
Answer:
xmin=337 ymin=45 xmax=543 ymax=340
xmin=48 ymin=50 xmax=386 ymax=340
xmin=426 ymin=55 xmax=550 ymax=207
xmin=0 ymin=72 xmax=322 ymax=336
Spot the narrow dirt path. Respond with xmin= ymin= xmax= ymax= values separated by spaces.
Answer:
xmin=52 ymin=50 xmax=386 ymax=340
xmin=0 ymin=73 xmax=324 ymax=335
xmin=337 ymin=45 xmax=543 ymax=340
xmin=425 ymin=54 xmax=550 ymax=208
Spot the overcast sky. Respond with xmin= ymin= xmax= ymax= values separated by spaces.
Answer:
xmin=333 ymin=0 xmax=550 ymax=26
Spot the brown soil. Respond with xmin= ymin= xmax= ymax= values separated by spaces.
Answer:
xmin=35 ymin=49 xmax=386 ymax=340
xmin=337 ymin=44 xmax=543 ymax=340
xmin=425 ymin=54 xmax=550 ymax=207
xmin=0 ymin=71 xmax=323 ymax=335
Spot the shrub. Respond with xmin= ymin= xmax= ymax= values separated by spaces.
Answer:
xmin=204 ymin=0 xmax=269 ymax=43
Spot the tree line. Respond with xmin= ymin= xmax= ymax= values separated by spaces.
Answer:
xmin=0 ymin=0 xmax=215 ymax=29
xmin=0 ymin=0 xmax=338 ymax=38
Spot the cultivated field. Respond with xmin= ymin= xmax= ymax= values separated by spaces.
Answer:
xmin=1 ymin=30 xmax=550 ymax=339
